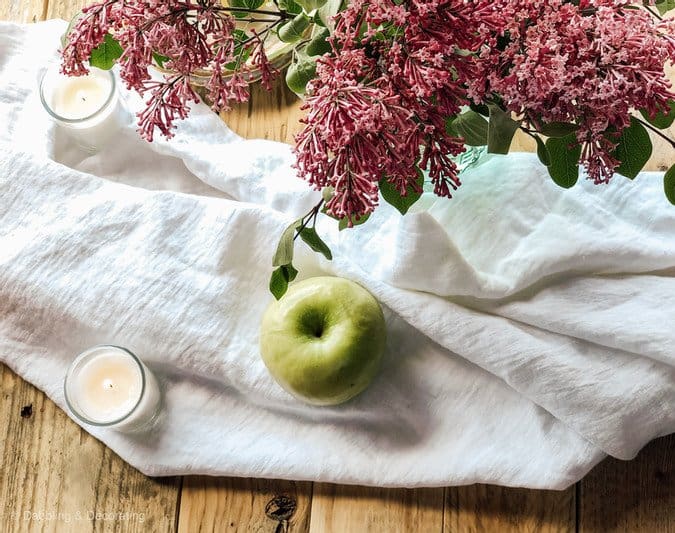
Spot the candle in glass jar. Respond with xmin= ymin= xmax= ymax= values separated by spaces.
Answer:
xmin=64 ymin=346 xmax=161 ymax=432
xmin=40 ymin=65 xmax=127 ymax=153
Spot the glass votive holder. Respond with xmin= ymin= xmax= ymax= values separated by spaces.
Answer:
xmin=64 ymin=345 xmax=162 ymax=432
xmin=39 ymin=64 xmax=127 ymax=154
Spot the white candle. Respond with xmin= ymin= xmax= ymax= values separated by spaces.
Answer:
xmin=40 ymin=65 xmax=127 ymax=153
xmin=64 ymin=346 xmax=161 ymax=431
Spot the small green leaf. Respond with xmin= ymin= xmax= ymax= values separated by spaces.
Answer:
xmin=269 ymin=264 xmax=299 ymax=300
xmin=294 ymin=0 xmax=327 ymax=12
xmin=537 ymin=122 xmax=579 ymax=138
xmin=487 ymin=105 xmax=520 ymax=155
xmin=272 ymin=219 xmax=301 ymax=267
xmin=379 ymin=170 xmax=424 ymax=216
xmin=546 ymin=134 xmax=581 ymax=189
xmin=613 ymin=117 xmax=652 ymax=180
xmin=285 ymin=53 xmax=317 ymax=96
xmin=305 ymin=27 xmax=331 ymax=56
xmin=653 ymin=0 xmax=675 ymax=15
xmin=534 ymin=135 xmax=551 ymax=167
xmin=89 ymin=34 xmax=123 ymax=70
xmin=664 ymin=165 xmax=675 ymax=205
xmin=229 ymin=0 xmax=265 ymax=17
xmin=446 ymin=110 xmax=489 ymax=146
xmin=640 ymin=101 xmax=675 ymax=130
xmin=278 ymin=13 xmax=311 ymax=43
xmin=316 ymin=0 xmax=342 ymax=27
xmin=299 ymin=227 xmax=333 ymax=260
xmin=339 ymin=213 xmax=370 ymax=231
xmin=152 ymin=52 xmax=170 ymax=68
xmin=278 ymin=0 xmax=303 ymax=14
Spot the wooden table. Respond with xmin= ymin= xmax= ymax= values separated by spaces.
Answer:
xmin=1 ymin=1 xmax=674 ymax=531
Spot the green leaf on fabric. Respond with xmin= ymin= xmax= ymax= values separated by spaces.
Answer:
xmin=446 ymin=110 xmax=489 ymax=146
xmin=653 ymin=0 xmax=675 ymax=15
xmin=272 ymin=219 xmax=301 ymax=267
xmin=295 ymin=0 xmax=328 ymax=12
xmin=379 ymin=170 xmax=424 ymax=216
xmin=546 ymin=134 xmax=581 ymax=189
xmin=639 ymin=101 xmax=675 ymax=130
xmin=278 ymin=0 xmax=303 ymax=14
xmin=664 ymin=165 xmax=675 ymax=205
xmin=299 ymin=227 xmax=333 ymax=260
xmin=613 ymin=118 xmax=652 ymax=180
xmin=89 ymin=34 xmax=123 ymax=70
xmin=269 ymin=264 xmax=299 ymax=300
xmin=487 ymin=105 xmax=520 ymax=155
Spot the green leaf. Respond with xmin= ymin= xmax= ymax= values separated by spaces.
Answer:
xmin=339 ymin=213 xmax=370 ymax=231
xmin=295 ymin=0 xmax=327 ymax=12
xmin=152 ymin=52 xmax=170 ymax=68
xmin=534 ymin=135 xmax=551 ymax=167
xmin=278 ymin=0 xmax=303 ymax=14
xmin=316 ymin=0 xmax=342 ymax=28
xmin=640 ymin=101 xmax=675 ymax=130
xmin=546 ymin=134 xmax=581 ymax=189
xmin=285 ymin=53 xmax=317 ymax=96
xmin=446 ymin=110 xmax=489 ymax=146
xmin=613 ymin=117 xmax=652 ymax=180
xmin=229 ymin=0 xmax=265 ymax=17
xmin=89 ymin=34 xmax=123 ymax=70
xmin=299 ymin=227 xmax=332 ymax=260
xmin=305 ymin=27 xmax=331 ymax=56
xmin=269 ymin=264 xmax=299 ymax=300
xmin=272 ymin=219 xmax=301 ymax=267
xmin=278 ymin=13 xmax=311 ymax=43
xmin=664 ymin=165 xmax=675 ymax=205
xmin=224 ymin=30 xmax=252 ymax=70
xmin=379 ymin=170 xmax=424 ymax=216
xmin=537 ymin=122 xmax=579 ymax=138
xmin=487 ymin=105 xmax=520 ymax=155
xmin=653 ymin=0 xmax=675 ymax=15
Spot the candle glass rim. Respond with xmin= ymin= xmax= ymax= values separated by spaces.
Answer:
xmin=64 ymin=344 xmax=148 ymax=427
xmin=39 ymin=65 xmax=117 ymax=124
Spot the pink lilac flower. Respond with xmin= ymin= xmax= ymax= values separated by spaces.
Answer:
xmin=470 ymin=0 xmax=675 ymax=184
xmin=294 ymin=0 xmax=499 ymax=223
xmin=62 ymin=0 xmax=282 ymax=139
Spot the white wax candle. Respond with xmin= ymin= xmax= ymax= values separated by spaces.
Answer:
xmin=65 ymin=346 xmax=161 ymax=431
xmin=40 ymin=65 xmax=127 ymax=153
xmin=50 ymin=74 xmax=112 ymax=119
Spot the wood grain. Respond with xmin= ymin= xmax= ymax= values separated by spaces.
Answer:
xmin=177 ymin=477 xmax=312 ymax=533
xmin=0 ymin=0 xmax=47 ymax=22
xmin=579 ymin=433 xmax=675 ymax=533
xmin=45 ymin=0 xmax=85 ymax=20
xmin=308 ymin=484 xmax=444 ymax=533
xmin=446 ymin=484 xmax=576 ymax=533
xmin=0 ymin=364 xmax=181 ymax=533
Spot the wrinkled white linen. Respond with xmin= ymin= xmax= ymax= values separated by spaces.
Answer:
xmin=0 ymin=20 xmax=673 ymax=488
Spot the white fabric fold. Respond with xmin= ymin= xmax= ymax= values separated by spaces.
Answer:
xmin=0 ymin=20 xmax=672 ymax=489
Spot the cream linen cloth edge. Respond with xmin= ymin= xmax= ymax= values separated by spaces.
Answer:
xmin=0 ymin=20 xmax=673 ymax=489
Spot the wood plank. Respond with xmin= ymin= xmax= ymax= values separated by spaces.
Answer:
xmin=0 ymin=364 xmax=181 ymax=533
xmin=221 ymin=80 xmax=305 ymax=144
xmin=579 ymin=433 xmax=675 ymax=533
xmin=445 ymin=484 xmax=575 ymax=533
xmin=45 ymin=0 xmax=85 ymax=20
xmin=0 ymin=0 xmax=47 ymax=23
xmin=177 ymin=477 xmax=312 ymax=533
xmin=308 ymin=484 xmax=444 ymax=533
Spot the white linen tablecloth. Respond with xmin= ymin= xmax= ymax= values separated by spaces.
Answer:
xmin=0 ymin=20 xmax=673 ymax=488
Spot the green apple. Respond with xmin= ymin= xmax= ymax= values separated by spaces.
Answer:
xmin=259 ymin=276 xmax=386 ymax=406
